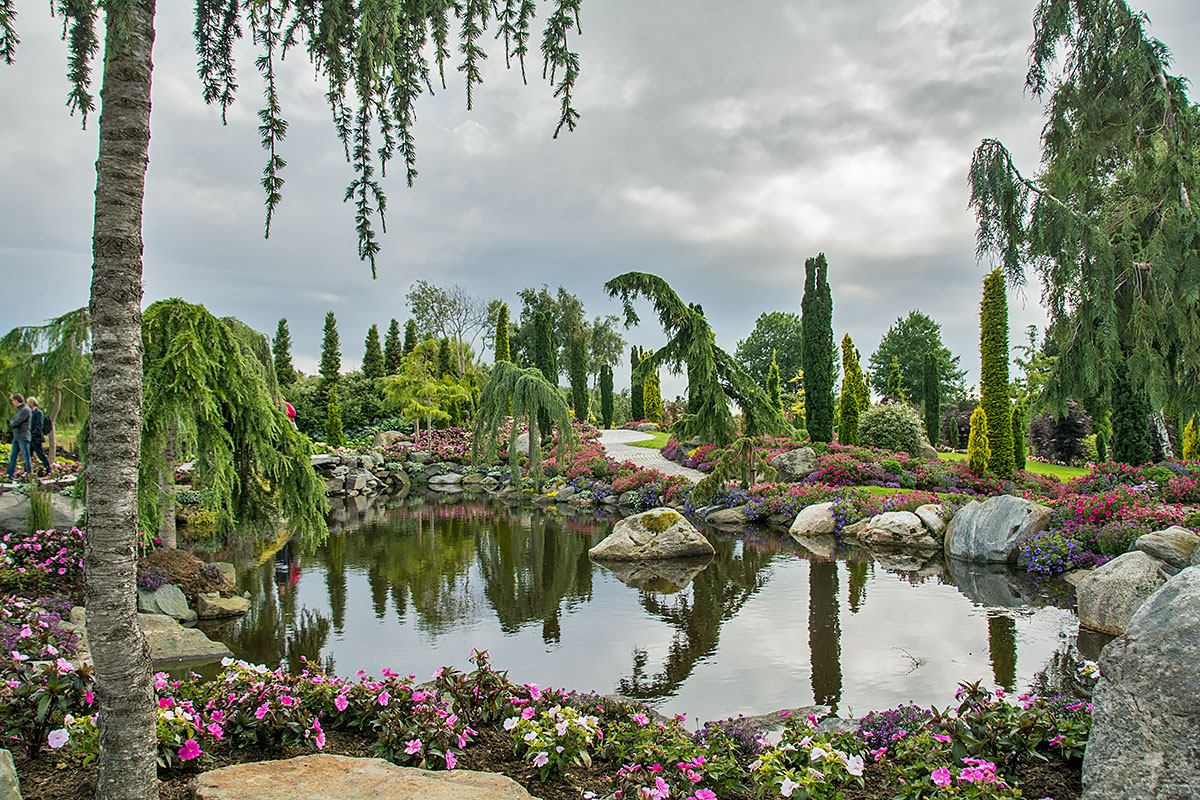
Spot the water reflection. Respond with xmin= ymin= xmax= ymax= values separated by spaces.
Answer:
xmin=215 ymin=499 xmax=1084 ymax=722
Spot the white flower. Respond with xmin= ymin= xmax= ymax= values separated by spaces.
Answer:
xmin=809 ymin=745 xmax=829 ymax=762
xmin=47 ymin=729 xmax=69 ymax=749
xmin=502 ymin=717 xmax=519 ymax=731
xmin=845 ymin=754 xmax=865 ymax=777
xmin=779 ymin=777 xmax=798 ymax=797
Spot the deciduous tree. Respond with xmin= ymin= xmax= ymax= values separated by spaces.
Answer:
xmin=923 ymin=352 xmax=939 ymax=446
xmin=734 ymin=311 xmax=804 ymax=390
xmin=600 ymin=365 xmax=614 ymax=429
xmin=868 ymin=311 xmax=965 ymax=402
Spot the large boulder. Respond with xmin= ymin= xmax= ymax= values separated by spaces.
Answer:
xmin=1076 ymin=551 xmax=1169 ymax=635
xmin=370 ymin=430 xmax=404 ymax=449
xmin=706 ymin=505 xmax=749 ymax=526
xmin=914 ymin=504 xmax=946 ymax=536
xmin=0 ymin=491 xmax=80 ymax=534
xmin=589 ymin=508 xmax=714 ymax=560
xmin=1133 ymin=526 xmax=1199 ymax=572
xmin=635 ymin=422 xmax=660 ymax=432
xmin=917 ymin=440 xmax=938 ymax=459
xmin=1082 ymin=567 xmax=1200 ymax=799
xmin=944 ymin=495 xmax=1051 ymax=563
xmin=137 ymin=584 xmax=197 ymax=622
xmin=0 ymin=749 xmax=18 ymax=800
xmin=190 ymin=754 xmax=535 ymax=800
xmin=196 ymin=593 xmax=251 ymax=619
xmin=858 ymin=511 xmax=938 ymax=549
xmin=788 ymin=502 xmax=836 ymax=538
xmin=769 ymin=448 xmax=819 ymax=483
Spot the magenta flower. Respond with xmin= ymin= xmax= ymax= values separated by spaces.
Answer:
xmin=694 ymin=791 xmax=716 ymax=800
xmin=931 ymin=766 xmax=952 ymax=787
xmin=334 ymin=694 xmax=349 ymax=712
xmin=254 ymin=702 xmax=270 ymax=720
xmin=178 ymin=739 xmax=202 ymax=761
xmin=444 ymin=751 xmax=457 ymax=770
xmin=404 ymin=739 xmax=422 ymax=755
xmin=377 ymin=690 xmax=390 ymax=707
xmin=206 ymin=722 xmax=224 ymax=740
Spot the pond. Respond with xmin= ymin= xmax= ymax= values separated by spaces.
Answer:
xmin=206 ymin=495 xmax=1102 ymax=725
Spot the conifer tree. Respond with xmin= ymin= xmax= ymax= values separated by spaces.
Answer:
xmin=1111 ymin=371 xmax=1153 ymax=466
xmin=1183 ymin=415 xmax=1199 ymax=460
xmin=495 ymin=303 xmax=511 ymax=363
xmin=569 ymin=332 xmax=588 ymax=419
xmin=273 ymin=318 xmax=297 ymax=387
xmin=326 ymin=384 xmax=344 ymax=448
xmin=600 ymin=364 xmax=614 ymax=429
xmin=980 ymin=270 xmax=1014 ymax=478
xmin=383 ymin=319 xmax=403 ymax=374
xmin=319 ymin=312 xmax=341 ymax=406
xmin=801 ymin=254 xmax=835 ymax=442
xmin=923 ymin=352 xmax=939 ymax=445
xmin=403 ymin=319 xmax=418 ymax=355
xmin=838 ymin=335 xmax=861 ymax=446
xmin=968 ymin=406 xmax=990 ymax=476
xmin=641 ymin=349 xmax=663 ymax=423
xmin=437 ymin=337 xmax=455 ymax=378
xmin=887 ymin=356 xmax=905 ymax=400
xmin=362 ymin=324 xmax=384 ymax=380
xmin=767 ymin=351 xmax=783 ymax=414
xmin=1012 ymin=398 xmax=1027 ymax=472
xmin=533 ymin=312 xmax=557 ymax=437
xmin=630 ymin=345 xmax=645 ymax=421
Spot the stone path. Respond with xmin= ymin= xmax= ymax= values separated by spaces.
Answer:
xmin=598 ymin=429 xmax=706 ymax=483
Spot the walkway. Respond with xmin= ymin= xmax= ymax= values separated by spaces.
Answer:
xmin=598 ymin=429 xmax=706 ymax=483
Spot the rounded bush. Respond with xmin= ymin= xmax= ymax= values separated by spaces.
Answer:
xmin=858 ymin=402 xmax=924 ymax=456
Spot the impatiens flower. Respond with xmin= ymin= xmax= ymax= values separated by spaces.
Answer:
xmin=521 ymin=706 xmax=536 ymax=720
xmin=503 ymin=717 xmax=519 ymax=731
xmin=312 ymin=719 xmax=325 ymax=750
xmin=206 ymin=722 xmax=224 ymax=739
xmin=404 ymin=739 xmax=422 ymax=755
xmin=444 ymin=750 xmax=457 ymax=769
xmin=10 ymin=651 xmax=28 ymax=662
xmin=931 ymin=766 xmax=952 ymax=787
xmin=845 ymin=753 xmax=865 ymax=777
xmin=632 ymin=713 xmax=649 ymax=726
xmin=84 ymin=691 xmax=94 ymax=705
xmin=178 ymin=739 xmax=202 ymax=761
xmin=932 ymin=733 xmax=952 ymax=743
xmin=159 ymin=698 xmax=174 ymax=709
xmin=254 ymin=703 xmax=270 ymax=720
xmin=695 ymin=791 xmax=716 ymax=800
xmin=532 ymin=751 xmax=549 ymax=768
xmin=780 ymin=776 xmax=798 ymax=797
xmin=377 ymin=691 xmax=390 ymax=707
xmin=47 ymin=729 xmax=69 ymax=749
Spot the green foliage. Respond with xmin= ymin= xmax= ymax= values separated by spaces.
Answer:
xmin=0 ymin=307 xmax=92 ymax=427
xmin=630 ymin=345 xmax=644 ymax=422
xmin=568 ymin=332 xmax=588 ymax=420
xmin=968 ymin=406 xmax=990 ymax=477
xmin=734 ymin=311 xmax=804 ymax=390
xmin=923 ymin=351 xmax=939 ymax=446
xmin=801 ymin=253 xmax=835 ymax=442
xmin=1012 ymin=398 xmax=1027 ymax=472
xmin=437 ymin=337 xmax=455 ymax=378
xmin=325 ymin=385 xmax=344 ymax=448
xmin=968 ymin=0 xmax=1200 ymax=419
xmin=605 ymin=272 xmax=788 ymax=446
xmin=1111 ymin=370 xmax=1152 ymax=466
xmin=980 ymin=270 xmax=1013 ymax=479
xmin=838 ymin=335 xmax=861 ymax=446
xmin=272 ymin=318 xmax=297 ymax=387
xmin=694 ymin=437 xmax=777 ymax=499
xmin=509 ymin=285 xmax=626 ymax=376
xmin=380 ymin=341 xmax=473 ymax=438
xmin=868 ymin=310 xmax=966 ymax=402
xmin=139 ymin=299 xmax=327 ymax=547
xmin=1183 ymin=414 xmax=1199 ymax=460
xmin=600 ymin=364 xmax=614 ymax=429
xmin=383 ymin=319 xmax=403 ymax=375
xmin=858 ymin=402 xmax=924 ymax=457
xmin=886 ymin=356 xmax=905 ymax=400
xmin=640 ymin=349 xmax=663 ymax=423
xmin=27 ymin=482 xmax=52 ymax=536
xmin=318 ymin=311 xmax=341 ymax=405
xmin=533 ymin=311 xmax=557 ymax=383
xmin=766 ymin=351 xmax=783 ymax=414
xmin=494 ymin=303 xmax=510 ymax=363
xmin=403 ymin=320 xmax=418 ymax=355
xmin=361 ymin=324 xmax=384 ymax=380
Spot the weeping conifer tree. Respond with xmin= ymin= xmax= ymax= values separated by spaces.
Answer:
xmin=630 ymin=345 xmax=645 ymax=421
xmin=600 ymin=364 xmax=614 ymax=429
xmin=605 ymin=272 xmax=788 ymax=445
xmin=980 ymin=270 xmax=1014 ymax=478
xmin=139 ymin=299 xmax=327 ymax=551
xmin=383 ymin=320 xmax=403 ymax=375
xmin=838 ymin=335 xmax=860 ymax=446
xmin=403 ymin=320 xmax=418 ymax=355
xmin=273 ymin=319 xmax=297 ymax=387
xmin=362 ymin=324 xmax=384 ymax=380
xmin=569 ymin=332 xmax=588 ymax=420
xmin=923 ymin=352 xmax=939 ymax=446
xmin=472 ymin=361 xmax=576 ymax=491
xmin=801 ymin=254 xmax=835 ymax=442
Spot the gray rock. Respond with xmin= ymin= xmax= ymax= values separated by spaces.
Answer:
xmin=1082 ymin=567 xmax=1200 ymax=800
xmin=208 ymin=562 xmax=236 ymax=583
xmin=309 ymin=454 xmax=340 ymax=467
xmin=944 ymin=495 xmax=1052 ymax=563
xmin=793 ymin=534 xmax=836 ymax=559
xmin=1194 ymin=541 xmax=1200 ymax=567
xmin=553 ymin=486 xmax=577 ymax=501
xmin=706 ymin=505 xmax=748 ymax=526
xmin=461 ymin=472 xmax=486 ymax=486
xmin=947 ymin=560 xmax=1038 ymax=608
xmin=768 ymin=448 xmax=819 ymax=482
xmin=428 ymin=472 xmax=463 ymax=485
xmin=860 ymin=511 xmax=939 ymax=549
xmin=871 ymin=548 xmax=939 ymax=573
xmin=190 ymin=754 xmax=535 ymax=800
xmin=479 ymin=477 xmax=500 ymax=490
xmin=0 ymin=492 xmax=79 ymax=535
xmin=618 ymin=491 xmax=637 ymax=506
xmin=196 ymin=593 xmax=251 ymax=618
xmin=1134 ymin=526 xmax=1199 ymax=571
xmin=840 ymin=519 xmax=868 ymax=538
xmin=73 ymin=610 xmax=231 ymax=667
xmin=1076 ymin=551 xmax=1169 ymax=635
xmin=138 ymin=584 xmax=197 ymax=622
xmin=602 ymin=494 xmax=619 ymax=505
xmin=589 ymin=507 xmax=715 ymax=560
xmin=597 ymin=556 xmax=712 ymax=593
xmin=371 ymin=430 xmax=405 ymax=449
xmin=324 ymin=478 xmax=343 ymax=494
xmin=0 ymin=748 xmax=19 ymax=800
xmin=409 ymin=451 xmax=432 ymax=464
xmin=635 ymin=422 xmax=660 ymax=432
xmin=344 ymin=472 xmax=368 ymax=493
xmin=917 ymin=440 xmax=938 ymax=459
xmin=788 ymin=502 xmax=836 ymax=537
xmin=767 ymin=512 xmax=794 ymax=529
xmin=914 ymin=504 xmax=946 ymax=535
xmin=512 ymin=432 xmax=531 ymax=457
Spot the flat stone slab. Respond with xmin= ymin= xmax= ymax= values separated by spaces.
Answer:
xmin=70 ymin=609 xmax=232 ymax=666
xmin=190 ymin=754 xmax=534 ymax=800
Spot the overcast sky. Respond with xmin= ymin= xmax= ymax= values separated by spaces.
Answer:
xmin=2 ymin=1 xmax=1197 ymax=397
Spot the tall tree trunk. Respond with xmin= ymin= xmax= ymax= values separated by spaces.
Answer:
xmin=48 ymin=387 xmax=61 ymax=464
xmin=84 ymin=3 xmax=158 ymax=799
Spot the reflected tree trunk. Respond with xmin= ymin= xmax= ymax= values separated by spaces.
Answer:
xmin=987 ymin=612 xmax=1017 ymax=691
xmin=809 ymin=560 xmax=842 ymax=712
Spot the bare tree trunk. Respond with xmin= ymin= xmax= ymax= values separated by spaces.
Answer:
xmin=84 ymin=3 xmax=158 ymax=799
xmin=158 ymin=421 xmax=177 ymax=548
xmin=48 ymin=387 xmax=61 ymax=464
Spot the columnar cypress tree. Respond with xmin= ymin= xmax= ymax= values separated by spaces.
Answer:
xmin=600 ymin=365 xmax=614 ymax=429
xmin=383 ymin=319 xmax=403 ymax=374
xmin=642 ymin=349 xmax=663 ymax=423
xmin=569 ymin=333 xmax=588 ymax=419
xmin=767 ymin=350 xmax=783 ymax=414
xmin=319 ymin=312 xmax=341 ymax=406
xmin=838 ymin=335 xmax=861 ymax=446
xmin=362 ymin=324 xmax=384 ymax=379
xmin=630 ymin=345 xmax=644 ymax=421
xmin=887 ymin=356 xmax=905 ymax=400
xmin=923 ymin=352 xmax=939 ymax=445
xmin=1183 ymin=414 xmax=1199 ymax=460
xmin=437 ymin=337 xmax=455 ymax=378
xmin=967 ymin=406 xmax=990 ymax=476
xmin=326 ymin=384 xmax=344 ymax=448
xmin=403 ymin=319 xmax=418 ymax=355
xmin=1111 ymin=371 xmax=1153 ymax=465
xmin=534 ymin=312 xmax=557 ymax=437
xmin=801 ymin=253 xmax=834 ymax=442
xmin=1012 ymin=398 xmax=1027 ymax=472
xmin=495 ymin=303 xmax=511 ymax=363
xmin=980 ymin=270 xmax=1013 ymax=478
xmin=273 ymin=318 xmax=297 ymax=387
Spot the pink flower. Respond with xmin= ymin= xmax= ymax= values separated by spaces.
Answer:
xmin=931 ymin=766 xmax=952 ymax=787
xmin=47 ymin=729 xmax=69 ymax=750
xmin=404 ymin=739 xmax=422 ymax=755
xmin=532 ymin=751 xmax=549 ymax=768
xmin=178 ymin=739 xmax=202 ymax=761
xmin=254 ymin=702 xmax=270 ymax=720
xmin=206 ymin=722 xmax=224 ymax=740
xmin=377 ymin=691 xmax=390 ymax=707
xmin=632 ymin=713 xmax=649 ymax=726
xmin=334 ymin=694 xmax=349 ymax=712
xmin=444 ymin=751 xmax=457 ymax=770
xmin=159 ymin=698 xmax=174 ymax=709
xmin=10 ymin=651 xmax=28 ymax=662
xmin=695 ymin=791 xmax=716 ymax=800
xmin=84 ymin=691 xmax=94 ymax=705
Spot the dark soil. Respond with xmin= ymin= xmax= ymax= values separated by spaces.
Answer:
xmin=138 ymin=548 xmax=236 ymax=603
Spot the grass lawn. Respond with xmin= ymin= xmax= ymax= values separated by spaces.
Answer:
xmin=938 ymin=451 xmax=1091 ymax=481
xmin=627 ymin=431 xmax=671 ymax=449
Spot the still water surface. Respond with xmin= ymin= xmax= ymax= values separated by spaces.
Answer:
xmin=213 ymin=496 xmax=1090 ymax=724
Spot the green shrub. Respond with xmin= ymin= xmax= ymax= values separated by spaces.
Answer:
xmin=968 ymin=406 xmax=990 ymax=476
xmin=858 ymin=402 xmax=923 ymax=456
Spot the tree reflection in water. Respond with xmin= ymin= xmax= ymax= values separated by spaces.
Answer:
xmin=809 ymin=560 xmax=842 ymax=713
xmin=987 ymin=612 xmax=1017 ymax=692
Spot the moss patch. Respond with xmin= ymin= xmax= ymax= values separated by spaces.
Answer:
xmin=642 ymin=510 xmax=680 ymax=533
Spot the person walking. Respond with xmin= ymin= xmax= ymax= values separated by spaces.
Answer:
xmin=6 ymin=394 xmax=32 ymax=481
xmin=27 ymin=397 xmax=51 ymax=476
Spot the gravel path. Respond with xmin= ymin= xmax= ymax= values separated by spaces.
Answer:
xmin=598 ymin=429 xmax=706 ymax=483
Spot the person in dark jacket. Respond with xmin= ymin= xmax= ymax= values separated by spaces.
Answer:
xmin=6 ymin=393 xmax=32 ymax=481
xmin=27 ymin=397 xmax=51 ymax=476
